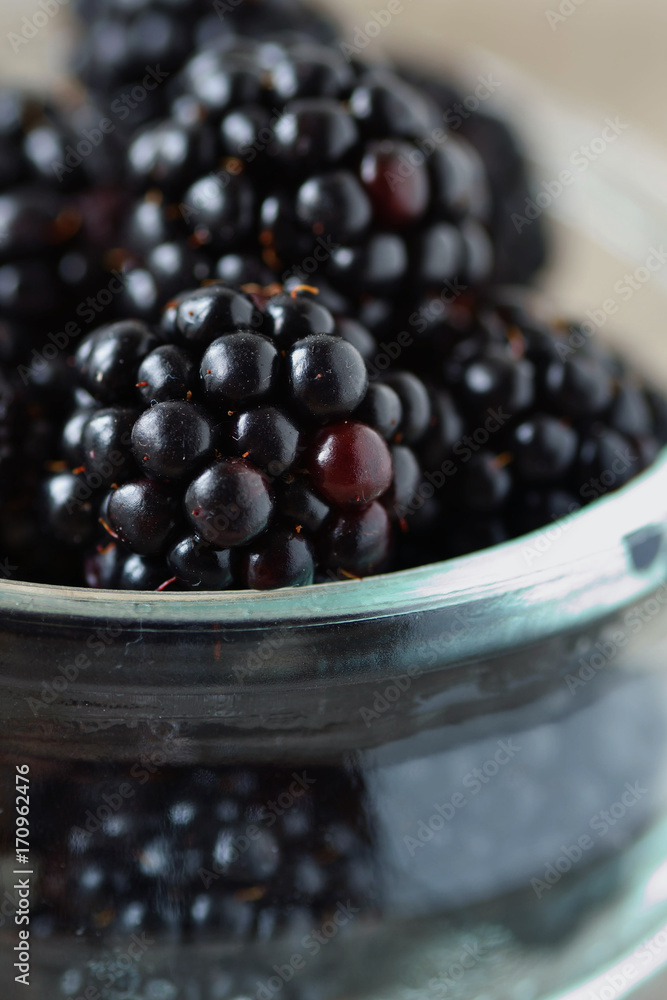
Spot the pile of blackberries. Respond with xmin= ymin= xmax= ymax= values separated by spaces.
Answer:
xmin=0 ymin=0 xmax=663 ymax=590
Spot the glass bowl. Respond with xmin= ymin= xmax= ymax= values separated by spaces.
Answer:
xmin=2 ymin=68 xmax=667 ymax=1000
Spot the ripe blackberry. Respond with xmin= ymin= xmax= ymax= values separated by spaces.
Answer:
xmin=392 ymin=290 xmax=667 ymax=562
xmin=40 ymin=284 xmax=420 ymax=589
xmin=99 ymin=45 xmax=510 ymax=327
xmin=22 ymin=759 xmax=377 ymax=942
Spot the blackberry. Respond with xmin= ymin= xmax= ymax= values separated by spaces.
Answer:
xmin=99 ymin=48 xmax=505 ymax=326
xmin=40 ymin=284 xmax=416 ymax=589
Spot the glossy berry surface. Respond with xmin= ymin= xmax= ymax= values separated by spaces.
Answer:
xmin=186 ymin=457 xmax=274 ymax=548
xmin=131 ymin=401 xmax=213 ymax=480
xmin=200 ymin=331 xmax=279 ymax=407
xmin=288 ymin=334 xmax=368 ymax=420
xmin=107 ymin=478 xmax=180 ymax=554
xmin=307 ymin=421 xmax=393 ymax=506
xmin=242 ymin=526 xmax=315 ymax=589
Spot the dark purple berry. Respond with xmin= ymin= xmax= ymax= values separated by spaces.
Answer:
xmin=186 ymin=458 xmax=273 ymax=547
xmin=320 ymin=501 xmax=391 ymax=576
xmin=131 ymin=401 xmax=213 ymax=480
xmin=231 ymin=406 xmax=300 ymax=476
xmin=200 ymin=331 xmax=279 ymax=408
xmin=81 ymin=406 xmax=138 ymax=486
xmin=76 ymin=321 xmax=159 ymax=403
xmin=354 ymin=382 xmax=402 ymax=441
xmin=383 ymin=371 xmax=431 ymax=443
xmin=386 ymin=445 xmax=421 ymax=513
xmin=307 ymin=421 xmax=392 ymax=506
xmin=271 ymin=43 xmax=354 ymax=101
xmin=327 ymin=234 xmax=409 ymax=296
xmin=167 ymin=534 xmax=233 ymax=589
xmin=430 ymin=137 xmax=490 ymax=222
xmin=336 ymin=318 xmax=377 ymax=364
xmin=459 ymin=452 xmax=512 ymax=512
xmin=512 ymin=415 xmax=578 ymax=483
xmin=288 ymin=334 xmax=368 ymax=420
xmin=264 ymin=292 xmax=335 ymax=345
xmin=242 ymin=528 xmax=314 ymax=589
xmin=161 ymin=285 xmax=261 ymax=347
xmin=44 ymin=474 xmax=95 ymax=545
xmin=413 ymin=224 xmax=465 ymax=287
xmin=274 ymin=100 xmax=359 ymax=171
xmin=550 ymin=353 xmax=613 ymax=418
xmin=608 ymin=382 xmax=653 ymax=438
xmin=295 ymin=171 xmax=372 ymax=242
xmin=578 ymin=428 xmax=638 ymax=492
xmin=184 ymin=172 xmax=255 ymax=250
xmin=280 ymin=475 xmax=330 ymax=532
xmin=360 ymin=140 xmax=430 ymax=228
xmin=108 ymin=479 xmax=180 ymax=555
xmin=350 ymin=71 xmax=438 ymax=139
xmin=136 ymin=344 xmax=197 ymax=405
xmin=117 ymin=552 xmax=173 ymax=590
xmin=459 ymin=351 xmax=534 ymax=416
